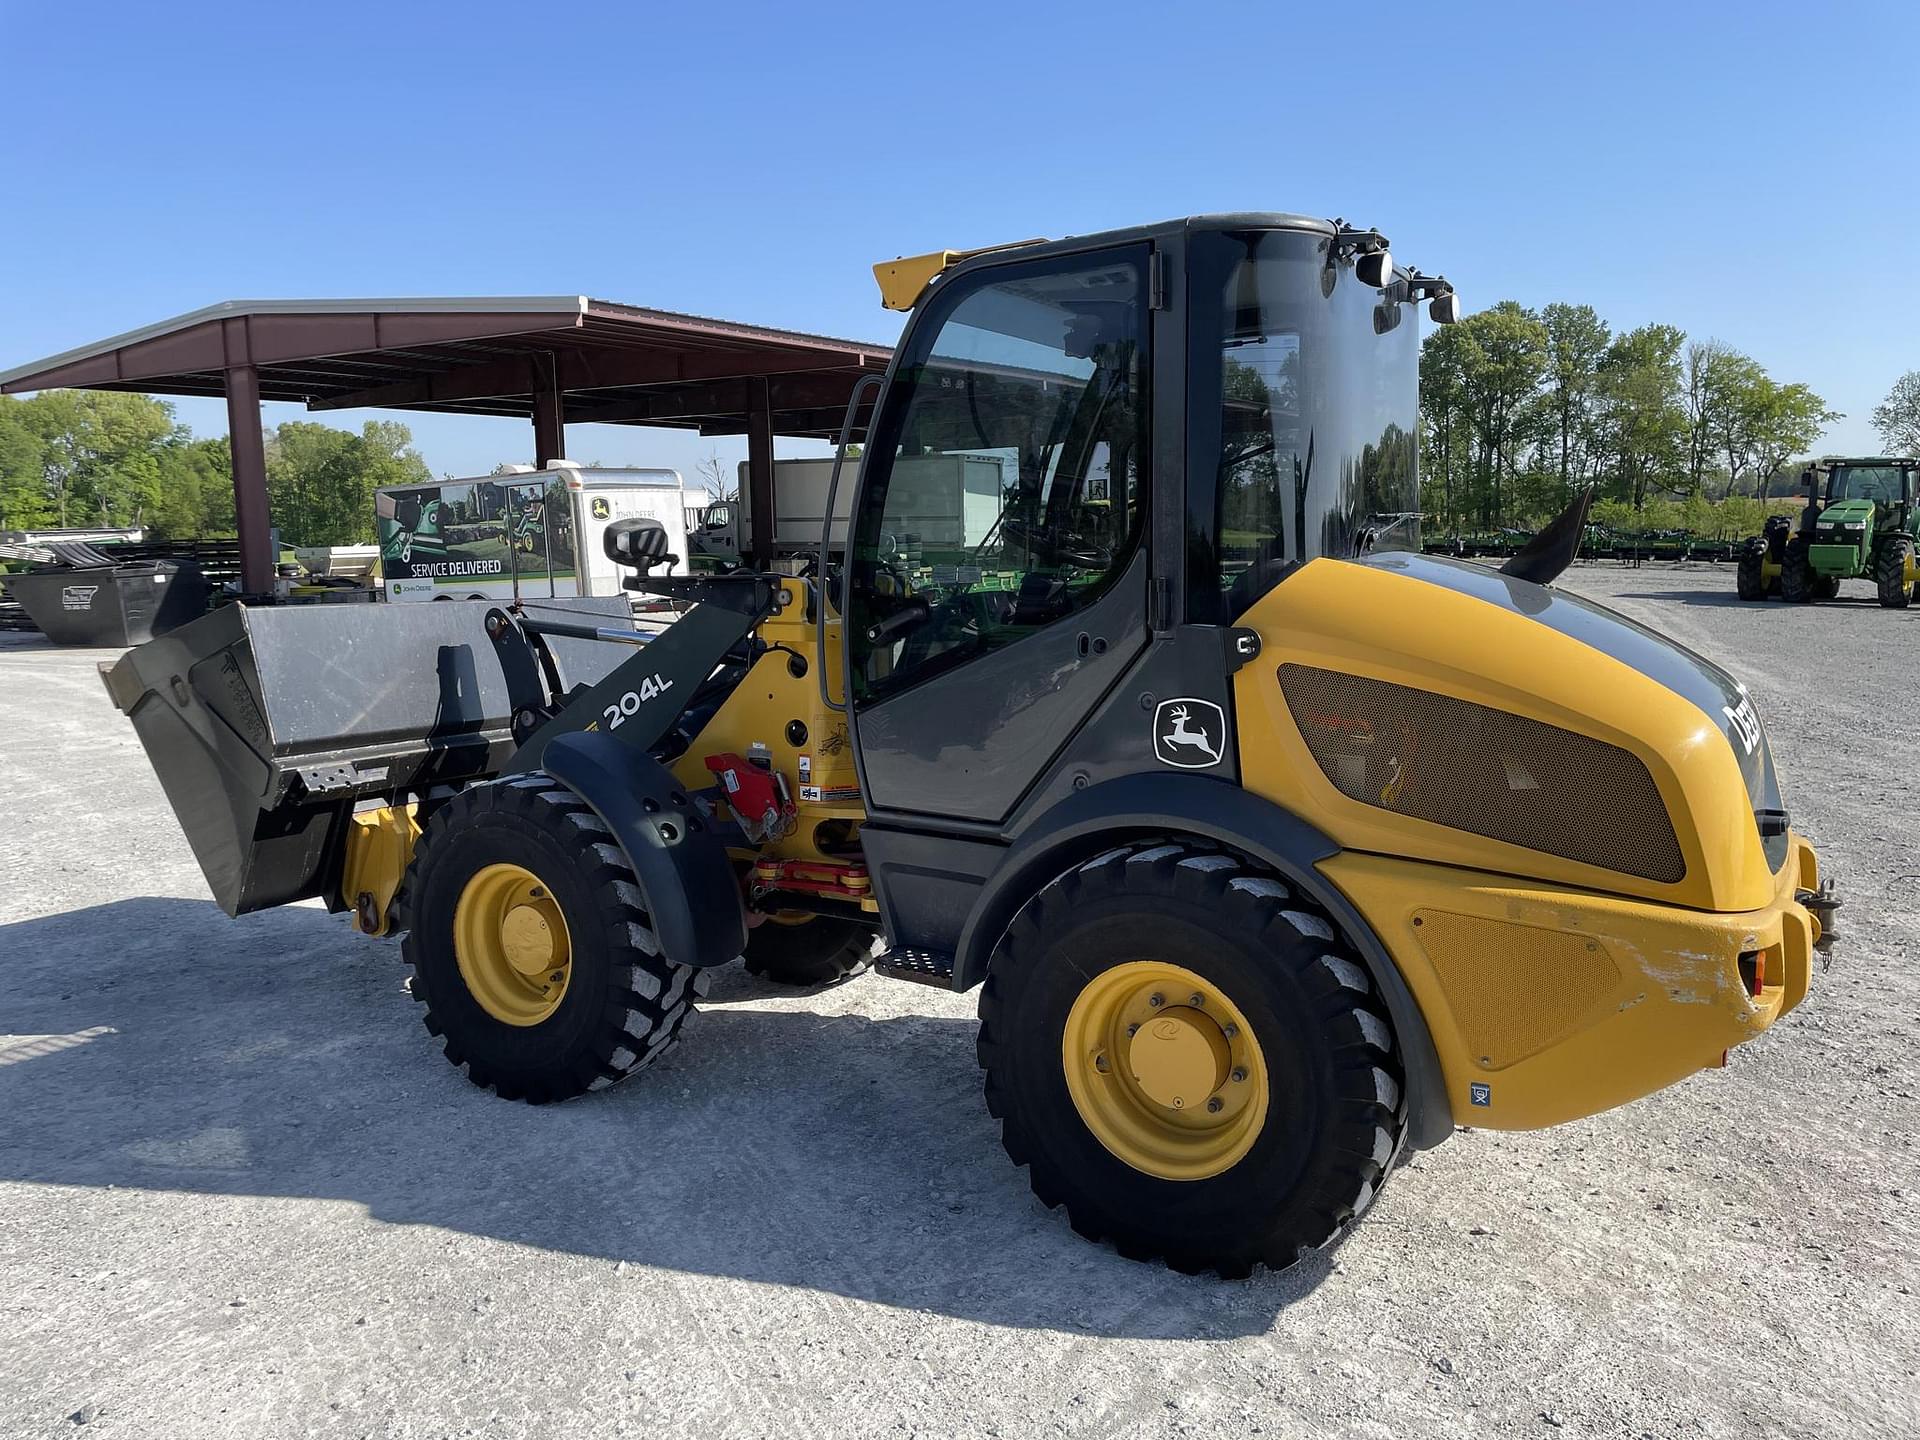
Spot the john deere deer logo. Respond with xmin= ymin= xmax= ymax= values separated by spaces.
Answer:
xmin=1154 ymin=698 xmax=1226 ymax=769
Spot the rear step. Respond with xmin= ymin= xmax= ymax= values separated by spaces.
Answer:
xmin=875 ymin=948 xmax=956 ymax=987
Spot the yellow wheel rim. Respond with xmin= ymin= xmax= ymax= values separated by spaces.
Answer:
xmin=1061 ymin=961 xmax=1268 ymax=1181
xmin=453 ymin=863 xmax=572 ymax=1027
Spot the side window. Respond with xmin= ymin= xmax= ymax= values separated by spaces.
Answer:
xmin=850 ymin=249 xmax=1149 ymax=702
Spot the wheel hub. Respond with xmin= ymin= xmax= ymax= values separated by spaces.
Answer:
xmin=1127 ymin=1008 xmax=1230 ymax=1110
xmin=501 ymin=904 xmax=559 ymax=975
xmin=1061 ymin=961 xmax=1268 ymax=1181
xmin=453 ymin=863 xmax=572 ymax=1027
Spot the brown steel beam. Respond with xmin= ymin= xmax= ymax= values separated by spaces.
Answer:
xmin=745 ymin=376 xmax=775 ymax=568
xmin=565 ymin=369 xmax=876 ymax=427
xmin=531 ymin=354 xmax=565 ymax=466
xmin=695 ymin=404 xmax=875 ymax=437
xmin=308 ymin=342 xmax=874 ymax=414
xmin=224 ymin=362 xmax=274 ymax=593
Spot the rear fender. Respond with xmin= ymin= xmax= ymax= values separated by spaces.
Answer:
xmin=955 ymin=772 xmax=1453 ymax=1149
xmin=540 ymin=731 xmax=746 ymax=969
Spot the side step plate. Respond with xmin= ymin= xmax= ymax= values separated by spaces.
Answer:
xmin=875 ymin=948 xmax=956 ymax=988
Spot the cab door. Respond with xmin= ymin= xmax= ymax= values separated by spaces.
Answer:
xmin=844 ymin=245 xmax=1153 ymax=825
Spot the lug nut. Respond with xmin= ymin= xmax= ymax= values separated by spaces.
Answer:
xmin=1094 ymin=1053 xmax=1110 ymax=1073
xmin=1148 ymin=993 xmax=1165 ymax=1008
xmin=1223 ymin=1023 xmax=1239 ymax=1039
xmin=1126 ymin=1023 xmax=1139 ymax=1036
xmin=530 ymin=887 xmax=545 ymax=899
xmin=1231 ymin=1066 xmax=1247 ymax=1083
xmin=1206 ymin=1097 xmax=1224 ymax=1113
xmin=1189 ymin=993 xmax=1204 ymax=1007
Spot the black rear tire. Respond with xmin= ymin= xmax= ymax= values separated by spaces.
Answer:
xmin=1735 ymin=541 xmax=1766 ymax=600
xmin=741 ymin=915 xmax=875 ymax=986
xmin=400 ymin=774 xmax=708 ymax=1103
xmin=1781 ymin=538 xmax=1814 ymax=603
xmin=1877 ymin=536 xmax=1915 ymax=608
xmin=978 ymin=841 xmax=1405 ymax=1277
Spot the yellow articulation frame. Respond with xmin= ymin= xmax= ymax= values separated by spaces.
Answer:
xmin=669 ymin=578 xmax=872 ymax=892
xmin=1234 ymin=558 xmax=1814 ymax=1128
xmin=341 ymin=803 xmax=421 ymax=937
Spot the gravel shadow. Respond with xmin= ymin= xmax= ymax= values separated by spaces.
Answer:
xmin=0 ymin=898 xmax=1332 ymax=1339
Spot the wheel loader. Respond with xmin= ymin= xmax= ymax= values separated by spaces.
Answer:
xmin=103 ymin=214 xmax=1837 ymax=1276
xmin=1738 ymin=456 xmax=1920 ymax=606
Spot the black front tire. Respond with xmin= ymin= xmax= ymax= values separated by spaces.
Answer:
xmin=1781 ymin=539 xmax=1814 ymax=603
xmin=1877 ymin=537 xmax=1915 ymax=609
xmin=977 ymin=841 xmax=1405 ymax=1277
xmin=400 ymin=774 xmax=708 ymax=1103
xmin=741 ymin=915 xmax=875 ymax=986
xmin=1735 ymin=541 xmax=1766 ymax=600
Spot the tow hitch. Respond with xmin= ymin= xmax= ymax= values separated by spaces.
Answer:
xmin=1797 ymin=879 xmax=1841 ymax=965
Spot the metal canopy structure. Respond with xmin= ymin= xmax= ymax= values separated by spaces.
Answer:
xmin=0 ymin=297 xmax=894 ymax=590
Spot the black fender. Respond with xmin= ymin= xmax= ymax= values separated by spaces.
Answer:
xmin=540 ymin=730 xmax=746 ymax=969
xmin=955 ymin=771 xmax=1454 ymax=1150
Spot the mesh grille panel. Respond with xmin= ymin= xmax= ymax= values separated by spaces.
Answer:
xmin=1278 ymin=664 xmax=1685 ymax=882
xmin=1413 ymin=912 xmax=1621 ymax=1068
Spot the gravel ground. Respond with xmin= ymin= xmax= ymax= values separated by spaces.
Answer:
xmin=1 ymin=562 xmax=1914 ymax=1440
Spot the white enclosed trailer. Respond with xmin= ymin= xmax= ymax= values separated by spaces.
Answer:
xmin=377 ymin=464 xmax=688 ymax=603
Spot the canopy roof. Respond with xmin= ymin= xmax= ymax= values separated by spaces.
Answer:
xmin=0 ymin=296 xmax=893 ymax=437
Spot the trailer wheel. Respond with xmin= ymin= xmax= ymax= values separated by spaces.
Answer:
xmin=1877 ymin=536 xmax=1915 ymax=609
xmin=401 ymin=774 xmax=706 ymax=1103
xmin=742 ymin=914 xmax=875 ymax=986
xmin=977 ymin=841 xmax=1405 ymax=1276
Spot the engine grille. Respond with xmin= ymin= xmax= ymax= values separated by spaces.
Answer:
xmin=1278 ymin=663 xmax=1685 ymax=883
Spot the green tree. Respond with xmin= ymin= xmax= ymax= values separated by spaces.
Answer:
xmin=1540 ymin=303 xmax=1610 ymax=498
xmin=1597 ymin=325 xmax=1687 ymax=510
xmin=20 ymin=390 xmax=178 ymax=527
xmin=1456 ymin=301 xmax=1549 ymax=527
xmin=266 ymin=419 xmax=431 ymax=544
xmin=0 ymin=395 xmax=51 ymax=530
xmin=1683 ymin=340 xmax=1752 ymax=495
xmin=1723 ymin=378 xmax=1835 ymax=498
xmin=1418 ymin=324 xmax=1471 ymax=535
xmin=149 ymin=436 xmax=236 ymax=538
xmin=1871 ymin=370 xmax=1920 ymax=456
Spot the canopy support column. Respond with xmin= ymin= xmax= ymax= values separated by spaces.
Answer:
xmin=224 ymin=362 xmax=273 ymax=594
xmin=532 ymin=354 xmax=565 ymax=468
xmin=745 ymin=375 xmax=774 ymax=568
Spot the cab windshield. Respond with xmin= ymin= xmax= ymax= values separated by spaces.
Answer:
xmin=1190 ymin=228 xmax=1420 ymax=621
xmin=1828 ymin=465 xmax=1911 ymax=505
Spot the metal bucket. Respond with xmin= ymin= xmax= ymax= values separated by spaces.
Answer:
xmin=102 ymin=596 xmax=635 ymax=916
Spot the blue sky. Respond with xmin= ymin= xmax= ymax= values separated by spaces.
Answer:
xmin=3 ymin=1 xmax=1915 ymax=492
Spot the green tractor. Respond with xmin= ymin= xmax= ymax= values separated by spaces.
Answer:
xmin=1738 ymin=457 xmax=1920 ymax=607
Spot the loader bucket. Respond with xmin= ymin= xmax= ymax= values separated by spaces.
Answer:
xmin=101 ymin=596 xmax=636 ymax=917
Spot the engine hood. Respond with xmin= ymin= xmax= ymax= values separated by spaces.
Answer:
xmin=1355 ymin=553 xmax=1785 ymax=848
xmin=1815 ymin=498 xmax=1876 ymax=526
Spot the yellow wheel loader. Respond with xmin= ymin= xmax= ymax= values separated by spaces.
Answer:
xmin=105 ymin=214 xmax=1838 ymax=1276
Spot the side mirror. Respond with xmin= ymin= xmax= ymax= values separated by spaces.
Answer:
xmin=1428 ymin=292 xmax=1461 ymax=325
xmin=1355 ymin=249 xmax=1394 ymax=288
xmin=603 ymin=516 xmax=670 ymax=572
